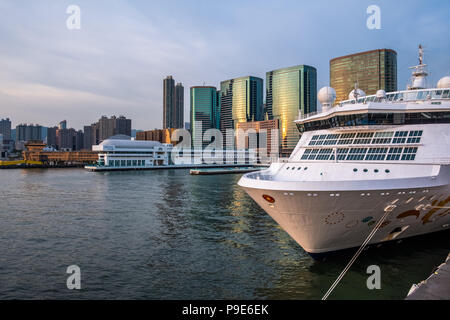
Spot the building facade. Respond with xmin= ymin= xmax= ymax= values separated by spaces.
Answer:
xmin=163 ymin=76 xmax=184 ymax=129
xmin=235 ymin=119 xmax=279 ymax=160
xmin=15 ymin=124 xmax=43 ymax=142
xmin=330 ymin=49 xmax=397 ymax=104
xmin=84 ymin=115 xmax=132 ymax=147
xmin=190 ymin=86 xmax=219 ymax=148
xmin=46 ymin=127 xmax=58 ymax=149
xmin=175 ymin=83 xmax=184 ymax=129
xmin=0 ymin=118 xmax=11 ymax=141
xmin=219 ymin=76 xmax=264 ymax=148
xmin=136 ymin=128 xmax=177 ymax=145
xmin=266 ymin=65 xmax=317 ymax=156
xmin=92 ymin=139 xmax=173 ymax=168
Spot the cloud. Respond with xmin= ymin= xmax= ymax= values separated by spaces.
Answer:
xmin=0 ymin=0 xmax=449 ymax=130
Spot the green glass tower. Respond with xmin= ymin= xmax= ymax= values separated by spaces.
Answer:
xmin=190 ymin=86 xmax=219 ymax=148
xmin=219 ymin=76 xmax=264 ymax=147
xmin=266 ymin=65 xmax=317 ymax=156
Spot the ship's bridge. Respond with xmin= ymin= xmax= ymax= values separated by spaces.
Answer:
xmin=296 ymin=88 xmax=450 ymax=134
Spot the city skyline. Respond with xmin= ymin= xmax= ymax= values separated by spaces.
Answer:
xmin=0 ymin=0 xmax=449 ymax=130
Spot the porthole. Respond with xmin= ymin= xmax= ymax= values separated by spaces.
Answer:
xmin=363 ymin=169 xmax=368 ymax=172
xmin=374 ymin=169 xmax=379 ymax=173
xmin=286 ymin=167 xmax=290 ymax=170
xmin=297 ymin=167 xmax=302 ymax=170
xmin=385 ymin=169 xmax=390 ymax=173
xmin=304 ymin=167 xmax=308 ymax=170
xmin=292 ymin=167 xmax=295 ymax=170
xmin=353 ymin=168 xmax=358 ymax=172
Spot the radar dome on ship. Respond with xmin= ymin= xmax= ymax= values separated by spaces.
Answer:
xmin=318 ymin=87 xmax=336 ymax=105
xmin=318 ymin=87 xmax=336 ymax=112
xmin=376 ymin=89 xmax=386 ymax=98
xmin=437 ymin=76 xmax=450 ymax=89
xmin=348 ymin=88 xmax=366 ymax=100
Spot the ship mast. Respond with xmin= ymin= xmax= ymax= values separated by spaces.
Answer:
xmin=408 ymin=44 xmax=428 ymax=90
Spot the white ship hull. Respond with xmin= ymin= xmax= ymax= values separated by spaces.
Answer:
xmin=239 ymin=163 xmax=450 ymax=257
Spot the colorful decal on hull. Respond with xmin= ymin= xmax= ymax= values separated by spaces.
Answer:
xmin=422 ymin=196 xmax=450 ymax=225
xmin=362 ymin=216 xmax=373 ymax=223
xmin=396 ymin=210 xmax=420 ymax=219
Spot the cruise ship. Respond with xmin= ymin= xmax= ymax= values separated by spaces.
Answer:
xmin=238 ymin=48 xmax=450 ymax=258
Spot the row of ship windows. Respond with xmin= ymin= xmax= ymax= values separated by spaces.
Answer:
xmin=285 ymin=166 xmax=392 ymax=173
xmin=282 ymin=190 xmax=430 ymax=197
xmin=308 ymin=130 xmax=423 ymax=146
xmin=301 ymin=147 xmax=418 ymax=161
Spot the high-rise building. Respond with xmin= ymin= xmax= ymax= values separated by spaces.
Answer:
xmin=175 ymin=83 xmax=184 ymax=129
xmin=0 ymin=118 xmax=11 ymax=141
xmin=190 ymin=86 xmax=219 ymax=148
xmin=47 ymin=127 xmax=58 ymax=148
xmin=136 ymin=128 xmax=176 ymax=145
xmin=15 ymin=124 xmax=43 ymax=142
xmin=235 ymin=119 xmax=279 ymax=159
xmin=266 ymin=65 xmax=317 ymax=156
xmin=83 ymin=125 xmax=93 ymax=150
xmin=59 ymin=120 xmax=67 ymax=130
xmin=163 ymin=76 xmax=175 ymax=129
xmin=163 ymin=76 xmax=184 ymax=129
xmin=96 ymin=115 xmax=132 ymax=142
xmin=82 ymin=116 xmax=131 ymax=148
xmin=219 ymin=76 xmax=264 ymax=148
xmin=330 ymin=49 xmax=397 ymax=104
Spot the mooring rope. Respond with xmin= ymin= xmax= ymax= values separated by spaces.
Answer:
xmin=322 ymin=207 xmax=393 ymax=300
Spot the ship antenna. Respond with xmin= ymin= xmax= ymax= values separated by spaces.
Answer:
xmin=408 ymin=44 xmax=428 ymax=90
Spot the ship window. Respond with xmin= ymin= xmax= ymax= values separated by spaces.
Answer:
xmin=442 ymin=90 xmax=449 ymax=98
xmin=338 ymin=133 xmax=356 ymax=145
xmin=374 ymin=169 xmax=379 ymax=173
xmin=309 ymin=135 xmax=320 ymax=145
xmin=365 ymin=147 xmax=388 ymax=161
xmin=292 ymin=167 xmax=296 ymax=170
xmin=363 ymin=169 xmax=368 ymax=172
xmin=337 ymin=148 xmax=349 ymax=160
xmin=393 ymin=131 xmax=408 ymax=144
xmin=353 ymin=168 xmax=358 ymax=172
xmin=401 ymin=147 xmax=418 ymax=161
xmin=297 ymin=167 xmax=302 ymax=170
xmin=407 ymin=130 xmax=423 ymax=143
xmin=301 ymin=149 xmax=312 ymax=160
xmin=316 ymin=148 xmax=333 ymax=160
xmin=297 ymin=112 xmax=450 ymax=134
xmin=385 ymin=169 xmax=390 ymax=173
xmin=372 ymin=131 xmax=393 ymax=144
xmin=353 ymin=132 xmax=374 ymax=144
xmin=386 ymin=147 xmax=403 ymax=160
xmin=346 ymin=148 xmax=368 ymax=160
xmin=308 ymin=149 xmax=319 ymax=160
xmin=286 ymin=167 xmax=290 ymax=170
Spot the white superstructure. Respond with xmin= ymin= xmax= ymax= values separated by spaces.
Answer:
xmin=92 ymin=138 xmax=173 ymax=169
xmin=238 ymin=49 xmax=450 ymax=258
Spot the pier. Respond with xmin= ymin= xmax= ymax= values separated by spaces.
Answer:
xmin=406 ymin=253 xmax=450 ymax=300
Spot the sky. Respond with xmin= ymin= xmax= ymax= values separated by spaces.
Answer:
xmin=0 ymin=0 xmax=449 ymax=130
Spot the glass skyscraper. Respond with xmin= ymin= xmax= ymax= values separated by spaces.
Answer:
xmin=190 ymin=86 xmax=219 ymax=148
xmin=330 ymin=49 xmax=397 ymax=104
xmin=266 ymin=65 xmax=317 ymax=156
xmin=219 ymin=76 xmax=264 ymax=141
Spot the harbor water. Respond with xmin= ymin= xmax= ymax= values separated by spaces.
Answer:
xmin=0 ymin=168 xmax=448 ymax=299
